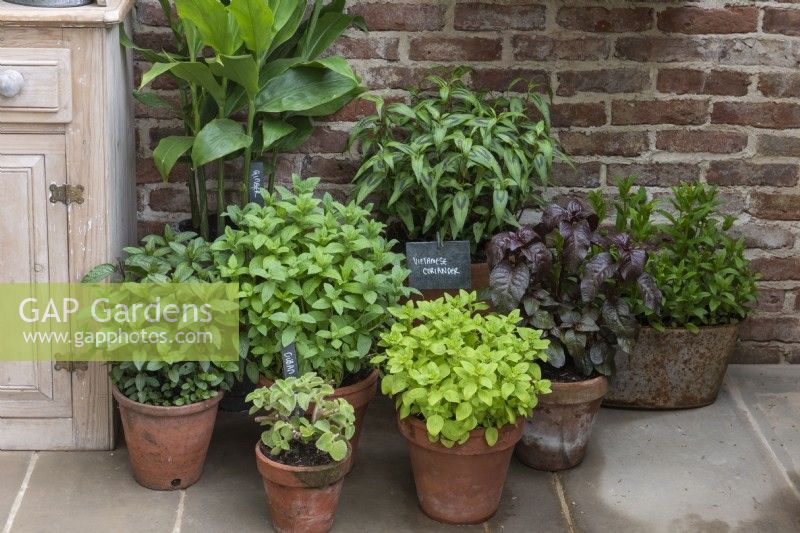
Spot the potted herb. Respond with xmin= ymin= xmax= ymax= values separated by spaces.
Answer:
xmin=487 ymin=199 xmax=661 ymax=470
xmin=132 ymin=0 xmax=364 ymax=239
xmin=349 ymin=68 xmax=564 ymax=295
xmin=82 ymin=227 xmax=237 ymax=489
xmin=212 ymin=175 xmax=412 ymax=463
xmin=372 ymin=291 xmax=551 ymax=524
xmin=247 ymin=373 xmax=354 ymax=533
xmin=595 ymin=180 xmax=758 ymax=409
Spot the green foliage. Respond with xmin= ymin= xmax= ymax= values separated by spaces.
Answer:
xmin=603 ymin=179 xmax=759 ymax=331
xmin=128 ymin=0 xmax=364 ymax=238
xmin=247 ymin=373 xmax=355 ymax=462
xmin=372 ymin=291 xmax=551 ymax=448
xmin=349 ymin=68 xmax=564 ymax=254
xmin=212 ymin=175 xmax=413 ymax=385
xmin=83 ymin=226 xmax=236 ymax=406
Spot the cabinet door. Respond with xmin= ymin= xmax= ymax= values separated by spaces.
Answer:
xmin=0 ymin=135 xmax=74 ymax=449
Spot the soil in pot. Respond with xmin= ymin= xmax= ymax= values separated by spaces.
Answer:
xmin=113 ymin=386 xmax=223 ymax=490
xmin=398 ymin=415 xmax=523 ymax=525
xmin=604 ymin=324 xmax=740 ymax=409
xmin=255 ymin=441 xmax=351 ymax=533
xmin=516 ymin=373 xmax=608 ymax=471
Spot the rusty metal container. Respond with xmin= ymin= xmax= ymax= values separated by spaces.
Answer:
xmin=604 ymin=324 xmax=740 ymax=409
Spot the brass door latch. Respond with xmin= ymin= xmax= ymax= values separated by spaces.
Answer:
xmin=49 ymin=184 xmax=84 ymax=206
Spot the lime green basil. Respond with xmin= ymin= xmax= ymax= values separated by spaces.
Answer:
xmin=373 ymin=291 xmax=551 ymax=448
xmin=247 ymin=373 xmax=355 ymax=462
xmin=212 ymin=175 xmax=413 ymax=386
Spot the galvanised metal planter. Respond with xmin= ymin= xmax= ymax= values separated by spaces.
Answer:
xmin=4 ymin=0 xmax=92 ymax=7
xmin=604 ymin=324 xmax=740 ymax=410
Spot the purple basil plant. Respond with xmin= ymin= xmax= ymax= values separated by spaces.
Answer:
xmin=487 ymin=198 xmax=662 ymax=377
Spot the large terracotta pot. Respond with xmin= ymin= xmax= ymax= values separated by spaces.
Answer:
xmin=255 ymin=442 xmax=351 ymax=533
xmin=416 ymin=262 xmax=490 ymax=301
xmin=516 ymin=376 xmax=608 ymax=471
xmin=397 ymin=414 xmax=523 ymax=525
xmin=604 ymin=324 xmax=740 ymax=409
xmin=258 ymin=369 xmax=379 ymax=470
xmin=112 ymin=386 xmax=222 ymax=490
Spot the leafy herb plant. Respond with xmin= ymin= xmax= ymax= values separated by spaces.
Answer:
xmin=372 ymin=291 xmax=551 ymax=448
xmin=349 ymin=68 xmax=565 ymax=255
xmin=247 ymin=373 xmax=355 ymax=462
xmin=212 ymin=175 xmax=413 ymax=386
xmin=82 ymin=226 xmax=237 ymax=406
xmin=594 ymin=179 xmax=758 ymax=331
xmin=488 ymin=199 xmax=662 ymax=377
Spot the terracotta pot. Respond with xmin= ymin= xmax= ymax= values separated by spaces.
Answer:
xmin=604 ymin=324 xmax=740 ymax=409
xmin=255 ymin=442 xmax=351 ymax=533
xmin=258 ymin=369 xmax=379 ymax=470
xmin=397 ymin=414 xmax=523 ymax=525
xmin=415 ymin=262 xmax=490 ymax=301
xmin=112 ymin=386 xmax=222 ymax=490
xmin=516 ymin=376 xmax=608 ymax=471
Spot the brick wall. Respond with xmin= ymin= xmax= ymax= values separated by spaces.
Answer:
xmin=133 ymin=0 xmax=800 ymax=364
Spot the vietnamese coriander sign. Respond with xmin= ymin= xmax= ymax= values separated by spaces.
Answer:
xmin=405 ymin=241 xmax=472 ymax=290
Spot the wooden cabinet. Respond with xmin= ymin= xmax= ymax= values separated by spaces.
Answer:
xmin=0 ymin=0 xmax=135 ymax=450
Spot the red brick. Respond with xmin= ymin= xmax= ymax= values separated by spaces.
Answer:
xmin=754 ymin=289 xmax=788 ymax=312
xmin=758 ymin=135 xmax=800 ymax=157
xmin=763 ymin=8 xmax=800 ymax=37
xmin=558 ymin=132 xmax=648 ymax=157
xmin=409 ymin=36 xmax=502 ymax=62
xmin=551 ymin=103 xmax=606 ymax=128
xmin=470 ymin=68 xmax=549 ymax=92
xmin=301 ymin=156 xmax=358 ymax=185
xmin=295 ymin=127 xmax=348 ymax=154
xmin=758 ymin=73 xmax=800 ymax=98
xmin=134 ymin=92 xmax=181 ymax=120
xmin=356 ymin=66 xmax=427 ymax=90
xmin=751 ymin=193 xmax=800 ymax=220
xmin=616 ymin=36 xmax=705 ymax=62
xmin=137 ymin=0 xmax=171 ymax=26
xmin=132 ymin=29 xmax=177 ymax=55
xmin=556 ymin=7 xmax=652 ymax=32
xmin=731 ymin=343 xmax=784 ymax=364
xmin=788 ymin=346 xmax=800 ymax=365
xmin=739 ymin=316 xmax=800 ymax=342
xmin=329 ymin=35 xmax=399 ymax=61
xmin=137 ymin=220 xmax=170 ymax=241
xmin=730 ymin=224 xmax=796 ymax=250
xmin=749 ymin=257 xmax=800 ymax=281
xmin=707 ymin=161 xmax=798 ymax=187
xmin=148 ymin=186 xmax=191 ymax=213
xmin=512 ymin=36 xmax=610 ymax=62
xmin=612 ymin=99 xmax=708 ymax=126
xmin=137 ymin=158 xmax=190 ymax=185
xmin=147 ymin=124 xmax=185 ymax=152
xmin=348 ymin=3 xmax=445 ymax=31
xmin=454 ymin=3 xmax=546 ymax=31
xmin=556 ymin=69 xmax=649 ymax=97
xmin=657 ymin=7 xmax=757 ymax=34
xmin=712 ymin=102 xmax=800 ymax=129
xmin=656 ymin=130 xmax=747 ymax=154
xmin=796 ymin=290 xmax=800 ymax=311
xmin=135 ymin=62 xmax=178 ymax=91
xmin=617 ymin=37 xmax=800 ymax=67
xmin=319 ymin=96 xmax=405 ymax=123
xmin=657 ymin=69 xmax=749 ymax=96
xmin=606 ymin=163 xmax=699 ymax=186
xmin=551 ymin=162 xmax=601 ymax=188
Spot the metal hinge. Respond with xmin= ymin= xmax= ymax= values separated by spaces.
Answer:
xmin=54 ymin=360 xmax=89 ymax=372
xmin=49 ymin=184 xmax=84 ymax=206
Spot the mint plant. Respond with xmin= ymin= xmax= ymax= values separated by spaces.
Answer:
xmin=372 ymin=291 xmax=551 ymax=448
xmin=247 ymin=373 xmax=355 ymax=462
xmin=349 ymin=68 xmax=565 ymax=255
xmin=597 ymin=179 xmax=758 ymax=331
xmin=488 ymin=199 xmax=662 ymax=377
xmin=212 ymin=175 xmax=413 ymax=385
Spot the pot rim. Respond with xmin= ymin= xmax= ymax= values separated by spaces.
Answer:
xmin=329 ymin=367 xmax=379 ymax=397
xmin=254 ymin=441 xmax=351 ymax=475
xmin=541 ymin=374 xmax=609 ymax=405
xmin=112 ymin=385 xmax=224 ymax=417
xmin=398 ymin=414 xmax=523 ymax=455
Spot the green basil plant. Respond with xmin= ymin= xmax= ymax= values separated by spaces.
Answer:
xmin=372 ymin=291 xmax=551 ymax=448
xmin=212 ymin=175 xmax=413 ymax=386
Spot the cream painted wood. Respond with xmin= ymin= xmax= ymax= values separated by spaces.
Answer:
xmin=0 ymin=47 xmax=72 ymax=123
xmin=0 ymin=2 xmax=134 ymax=450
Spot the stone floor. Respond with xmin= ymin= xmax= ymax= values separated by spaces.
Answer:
xmin=1 ymin=365 xmax=799 ymax=533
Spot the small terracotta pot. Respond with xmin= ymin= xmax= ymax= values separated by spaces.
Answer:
xmin=112 ymin=386 xmax=222 ymax=490
xmin=258 ymin=369 xmax=379 ymax=470
xmin=416 ymin=262 xmax=490 ymax=301
xmin=397 ymin=414 xmax=523 ymax=525
xmin=604 ymin=324 xmax=740 ymax=409
xmin=516 ymin=376 xmax=608 ymax=471
xmin=255 ymin=442 xmax=351 ymax=533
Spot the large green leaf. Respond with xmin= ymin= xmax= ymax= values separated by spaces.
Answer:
xmin=298 ymin=12 xmax=356 ymax=60
xmin=191 ymin=119 xmax=253 ymax=167
xmin=267 ymin=0 xmax=305 ymax=54
xmin=175 ymin=0 xmax=241 ymax=55
xmin=261 ymin=118 xmax=296 ymax=151
xmin=229 ymin=0 xmax=274 ymax=60
xmin=452 ymin=191 xmax=470 ymax=238
xmin=295 ymin=86 xmax=363 ymax=117
xmin=255 ymin=64 xmax=360 ymax=113
xmin=271 ymin=116 xmax=313 ymax=152
xmin=139 ymin=62 xmax=177 ymax=90
xmin=210 ymin=55 xmax=259 ymax=99
xmin=146 ymin=61 xmax=226 ymax=108
xmin=154 ymin=136 xmax=195 ymax=181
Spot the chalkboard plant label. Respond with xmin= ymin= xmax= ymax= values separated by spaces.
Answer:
xmin=248 ymin=162 xmax=266 ymax=207
xmin=281 ymin=342 xmax=299 ymax=378
xmin=406 ymin=241 xmax=472 ymax=290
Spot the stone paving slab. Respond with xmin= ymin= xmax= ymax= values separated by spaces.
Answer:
xmin=560 ymin=378 xmax=800 ymax=532
xmin=0 ymin=451 xmax=31 ymax=527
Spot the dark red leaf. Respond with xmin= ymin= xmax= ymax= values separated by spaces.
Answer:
xmin=489 ymin=259 xmax=530 ymax=313
xmin=637 ymin=272 xmax=662 ymax=313
xmin=580 ymin=252 xmax=618 ymax=302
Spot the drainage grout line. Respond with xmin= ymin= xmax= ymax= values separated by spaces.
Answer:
xmin=726 ymin=375 xmax=800 ymax=502
xmin=171 ymin=490 xmax=186 ymax=533
xmin=2 ymin=451 xmax=38 ymax=533
xmin=552 ymin=472 xmax=577 ymax=533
